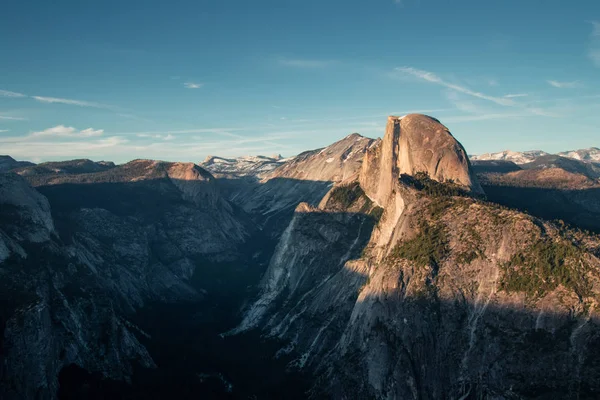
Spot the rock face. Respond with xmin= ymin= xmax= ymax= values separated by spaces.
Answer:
xmin=360 ymin=115 xmax=482 ymax=208
xmin=210 ymin=133 xmax=377 ymax=241
xmin=2 ymin=113 xmax=600 ymax=399
xmin=236 ymin=114 xmax=600 ymax=399
xmin=0 ymin=160 xmax=252 ymax=399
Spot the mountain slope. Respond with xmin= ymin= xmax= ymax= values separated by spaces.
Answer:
xmin=558 ymin=147 xmax=600 ymax=163
xmin=0 ymin=160 xmax=256 ymax=399
xmin=215 ymin=133 xmax=377 ymax=240
xmin=471 ymin=147 xmax=600 ymax=165
xmin=0 ymin=155 xmax=35 ymax=172
xmin=473 ymin=155 xmax=600 ymax=233
xmin=235 ymin=114 xmax=600 ymax=399
xmin=201 ymin=154 xmax=285 ymax=178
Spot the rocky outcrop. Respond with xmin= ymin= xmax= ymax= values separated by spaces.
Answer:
xmin=0 ymin=173 xmax=55 ymax=243
xmin=213 ymin=133 xmax=377 ymax=241
xmin=236 ymin=115 xmax=600 ymax=399
xmin=267 ymin=133 xmax=375 ymax=184
xmin=360 ymin=115 xmax=482 ymax=208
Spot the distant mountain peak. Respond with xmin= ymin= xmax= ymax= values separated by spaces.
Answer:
xmin=472 ymin=147 xmax=600 ymax=165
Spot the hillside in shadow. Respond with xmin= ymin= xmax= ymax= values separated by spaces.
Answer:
xmin=481 ymin=184 xmax=600 ymax=233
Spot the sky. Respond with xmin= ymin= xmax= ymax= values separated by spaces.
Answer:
xmin=1 ymin=0 xmax=599 ymax=163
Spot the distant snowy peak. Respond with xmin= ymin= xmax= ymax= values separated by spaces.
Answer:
xmin=557 ymin=147 xmax=600 ymax=163
xmin=201 ymin=154 xmax=287 ymax=178
xmin=471 ymin=148 xmax=600 ymax=165
xmin=470 ymin=150 xmax=549 ymax=164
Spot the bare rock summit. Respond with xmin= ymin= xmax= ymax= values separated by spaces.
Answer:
xmin=360 ymin=114 xmax=483 ymax=206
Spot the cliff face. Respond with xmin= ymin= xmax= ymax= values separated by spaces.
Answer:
xmin=3 ymin=113 xmax=600 ymax=399
xmin=210 ymin=133 xmax=377 ymax=241
xmin=361 ymin=115 xmax=482 ymax=208
xmin=0 ymin=160 xmax=251 ymax=399
xmin=236 ymin=114 xmax=600 ymax=399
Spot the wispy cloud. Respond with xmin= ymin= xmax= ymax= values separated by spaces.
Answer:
xmin=31 ymin=125 xmax=104 ymax=138
xmin=396 ymin=66 xmax=558 ymax=117
xmin=136 ymin=133 xmax=176 ymax=141
xmin=0 ymin=115 xmax=27 ymax=121
xmin=396 ymin=67 xmax=515 ymax=107
xmin=0 ymin=130 xmax=9 ymax=133
xmin=0 ymin=89 xmax=26 ymax=98
xmin=184 ymin=82 xmax=203 ymax=89
xmin=547 ymin=80 xmax=580 ymax=89
xmin=0 ymin=136 xmax=128 ymax=160
xmin=31 ymin=96 xmax=117 ymax=110
xmin=589 ymin=21 xmax=600 ymax=67
xmin=591 ymin=21 xmax=600 ymax=37
xmin=504 ymin=93 xmax=528 ymax=98
xmin=278 ymin=58 xmax=335 ymax=68
xmin=443 ymin=113 xmax=529 ymax=123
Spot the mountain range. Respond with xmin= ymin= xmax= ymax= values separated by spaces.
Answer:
xmin=1 ymin=115 xmax=600 ymax=399
xmin=470 ymin=147 xmax=600 ymax=164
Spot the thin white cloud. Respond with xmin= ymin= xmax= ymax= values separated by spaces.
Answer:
xmin=585 ymin=22 xmax=600 ymax=67
xmin=0 ymin=130 xmax=9 ymax=133
xmin=504 ymin=93 xmax=528 ymax=98
xmin=0 ymin=136 xmax=128 ymax=160
xmin=136 ymin=133 xmax=176 ymax=141
xmin=32 ymin=96 xmax=116 ymax=109
xmin=184 ymin=82 xmax=203 ymax=89
xmin=591 ymin=21 xmax=600 ymax=37
xmin=125 ymin=128 xmax=245 ymax=137
xmin=443 ymin=113 xmax=529 ymax=123
xmin=0 ymin=89 xmax=26 ymax=98
xmin=396 ymin=66 xmax=558 ymax=117
xmin=547 ymin=80 xmax=581 ymax=89
xmin=396 ymin=67 xmax=516 ymax=107
xmin=278 ymin=58 xmax=335 ymax=68
xmin=0 ymin=115 xmax=27 ymax=121
xmin=31 ymin=125 xmax=104 ymax=138
xmin=589 ymin=48 xmax=600 ymax=67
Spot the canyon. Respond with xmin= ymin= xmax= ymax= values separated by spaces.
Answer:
xmin=1 ymin=115 xmax=600 ymax=399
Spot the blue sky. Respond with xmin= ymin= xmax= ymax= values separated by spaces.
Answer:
xmin=1 ymin=0 xmax=599 ymax=163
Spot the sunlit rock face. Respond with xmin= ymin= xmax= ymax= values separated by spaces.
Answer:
xmin=236 ymin=115 xmax=600 ymax=399
xmin=360 ymin=114 xmax=483 ymax=208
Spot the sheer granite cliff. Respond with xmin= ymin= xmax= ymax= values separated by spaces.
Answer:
xmin=236 ymin=114 xmax=600 ymax=399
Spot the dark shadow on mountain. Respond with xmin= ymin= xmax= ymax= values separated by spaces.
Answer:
xmin=322 ymin=290 xmax=600 ymax=399
xmin=471 ymin=160 xmax=522 ymax=174
xmin=6 ymin=173 xmax=599 ymax=399
xmin=0 ymin=174 xmax=336 ymax=399
xmin=211 ymin=176 xmax=335 ymax=238
xmin=480 ymin=184 xmax=600 ymax=233
xmin=46 ymin=196 xmax=379 ymax=399
xmin=231 ymin=233 xmax=600 ymax=399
